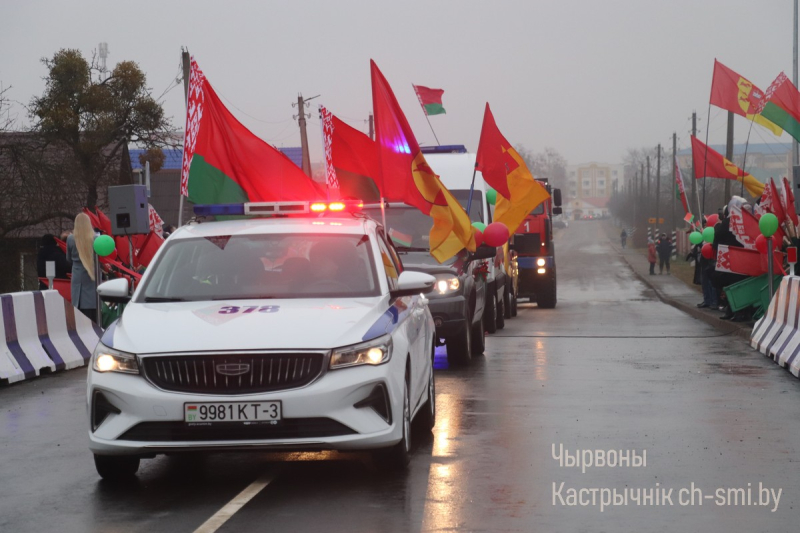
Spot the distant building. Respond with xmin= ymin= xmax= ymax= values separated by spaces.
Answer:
xmin=565 ymin=162 xmax=623 ymax=219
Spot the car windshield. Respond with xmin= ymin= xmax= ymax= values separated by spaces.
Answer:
xmin=363 ymin=206 xmax=434 ymax=250
xmin=530 ymin=203 xmax=545 ymax=215
xmin=139 ymin=233 xmax=380 ymax=301
xmin=450 ymin=189 xmax=483 ymax=223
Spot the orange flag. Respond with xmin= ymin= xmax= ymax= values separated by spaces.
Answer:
xmin=690 ymin=136 xmax=764 ymax=197
xmin=370 ymin=60 xmax=475 ymax=262
xmin=475 ymin=103 xmax=550 ymax=233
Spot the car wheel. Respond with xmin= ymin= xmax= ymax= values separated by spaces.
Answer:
xmin=496 ymin=290 xmax=505 ymax=330
xmin=503 ymin=287 xmax=512 ymax=319
xmin=484 ymin=292 xmax=497 ymax=334
xmin=471 ymin=316 xmax=485 ymax=355
xmin=94 ymin=454 xmax=140 ymax=481
xmin=418 ymin=362 xmax=436 ymax=432
xmin=446 ymin=318 xmax=472 ymax=365
xmin=376 ymin=371 xmax=411 ymax=471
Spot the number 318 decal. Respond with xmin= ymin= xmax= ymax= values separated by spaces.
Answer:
xmin=218 ymin=305 xmax=280 ymax=315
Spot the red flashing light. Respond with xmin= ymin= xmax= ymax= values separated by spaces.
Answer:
xmin=310 ymin=202 xmax=328 ymax=212
xmin=328 ymin=202 xmax=346 ymax=212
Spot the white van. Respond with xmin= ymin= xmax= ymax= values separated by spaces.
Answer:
xmin=425 ymin=149 xmax=511 ymax=332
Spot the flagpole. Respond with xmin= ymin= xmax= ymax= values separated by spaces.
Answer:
xmin=466 ymin=165 xmax=478 ymax=220
xmin=412 ymin=84 xmax=441 ymax=146
xmin=178 ymin=48 xmax=190 ymax=227
xmin=701 ymin=100 xmax=712 ymax=220
xmin=740 ymin=114 xmax=757 ymax=198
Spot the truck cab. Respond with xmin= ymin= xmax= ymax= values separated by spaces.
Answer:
xmin=512 ymin=182 xmax=562 ymax=308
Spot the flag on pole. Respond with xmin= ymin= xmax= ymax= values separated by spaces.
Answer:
xmin=782 ymin=176 xmax=799 ymax=226
xmin=728 ymin=203 xmax=758 ymax=250
xmin=674 ymin=159 xmax=691 ymax=220
xmin=475 ymin=103 xmax=550 ymax=233
xmin=690 ymin=136 xmax=765 ymax=197
xmin=709 ymin=60 xmax=782 ymax=136
xmin=412 ymin=85 xmax=446 ymax=116
xmin=371 ymin=60 xmax=475 ymax=262
xmin=180 ymin=57 xmax=321 ymax=204
xmin=320 ymin=106 xmax=380 ymax=202
xmin=716 ymin=244 xmax=784 ymax=276
xmin=757 ymin=72 xmax=800 ymax=143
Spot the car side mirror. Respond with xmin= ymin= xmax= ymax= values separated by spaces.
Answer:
xmin=97 ymin=278 xmax=131 ymax=304
xmin=470 ymin=244 xmax=497 ymax=261
xmin=552 ymin=188 xmax=562 ymax=207
xmin=553 ymin=207 xmax=563 ymax=215
xmin=391 ymin=271 xmax=436 ymax=298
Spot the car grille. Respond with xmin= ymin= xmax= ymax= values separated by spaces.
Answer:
xmin=142 ymin=353 xmax=324 ymax=395
xmin=118 ymin=418 xmax=355 ymax=442
xmin=514 ymin=233 xmax=541 ymax=255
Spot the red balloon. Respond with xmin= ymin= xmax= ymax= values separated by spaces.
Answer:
xmin=706 ymin=214 xmax=719 ymax=226
xmin=473 ymin=229 xmax=484 ymax=248
xmin=755 ymin=234 xmax=778 ymax=254
xmin=701 ymin=242 xmax=714 ymax=259
xmin=483 ymin=222 xmax=510 ymax=247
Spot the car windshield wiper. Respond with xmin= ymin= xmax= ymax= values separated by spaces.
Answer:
xmin=394 ymin=246 xmax=430 ymax=252
xmin=144 ymin=296 xmax=187 ymax=302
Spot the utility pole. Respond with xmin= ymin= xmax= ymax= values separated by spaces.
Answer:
xmin=632 ymin=170 xmax=638 ymax=227
xmin=294 ymin=94 xmax=313 ymax=177
xmin=368 ymin=113 xmax=374 ymax=140
xmin=178 ymin=48 xmax=191 ymax=227
xmin=655 ymin=144 xmax=661 ymax=233
xmin=725 ymin=111 xmax=734 ymax=202
xmin=672 ymin=132 xmax=677 ymax=231
xmin=646 ymin=156 xmax=651 ymax=205
xmin=691 ymin=112 xmax=698 ymax=217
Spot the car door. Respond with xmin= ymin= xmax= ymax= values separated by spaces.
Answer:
xmin=376 ymin=231 xmax=426 ymax=407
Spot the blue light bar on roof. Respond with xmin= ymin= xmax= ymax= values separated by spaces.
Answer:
xmin=420 ymin=144 xmax=468 ymax=154
xmin=194 ymin=204 xmax=245 ymax=216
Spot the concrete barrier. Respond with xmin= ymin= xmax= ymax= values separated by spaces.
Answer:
xmin=0 ymin=291 xmax=101 ymax=385
xmin=751 ymin=276 xmax=800 ymax=378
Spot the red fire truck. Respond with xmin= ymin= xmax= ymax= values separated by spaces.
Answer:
xmin=511 ymin=182 xmax=562 ymax=308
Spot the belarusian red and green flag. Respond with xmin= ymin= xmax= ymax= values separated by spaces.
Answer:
xmin=180 ymin=57 xmax=322 ymax=204
xmin=412 ymin=85 xmax=446 ymax=116
xmin=757 ymin=72 xmax=800 ymax=144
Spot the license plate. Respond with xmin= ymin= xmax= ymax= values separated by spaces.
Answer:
xmin=184 ymin=401 xmax=282 ymax=424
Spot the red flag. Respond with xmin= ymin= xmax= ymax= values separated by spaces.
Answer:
xmin=716 ymin=245 xmax=784 ymax=276
xmin=320 ymin=105 xmax=380 ymax=202
xmin=136 ymin=232 xmax=164 ymax=267
xmin=475 ymin=103 xmax=550 ymax=233
xmin=412 ymin=85 xmax=446 ymax=116
xmin=709 ymin=60 xmax=781 ymax=135
xmin=729 ymin=203 xmax=758 ymax=250
xmin=675 ymin=159 xmax=691 ymax=218
xmin=691 ymin=136 xmax=765 ymax=197
xmin=181 ymin=57 xmax=321 ymax=203
xmin=371 ymin=60 xmax=475 ymax=261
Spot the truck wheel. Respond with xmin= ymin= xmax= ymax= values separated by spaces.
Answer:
xmin=446 ymin=319 xmax=472 ymax=365
xmin=471 ymin=317 xmax=485 ymax=355
xmin=495 ymin=291 xmax=505 ymax=330
xmin=537 ymin=272 xmax=557 ymax=309
xmin=484 ymin=292 xmax=497 ymax=334
xmin=511 ymin=292 xmax=518 ymax=317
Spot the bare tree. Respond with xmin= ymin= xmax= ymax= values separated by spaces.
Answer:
xmin=515 ymin=145 xmax=568 ymax=190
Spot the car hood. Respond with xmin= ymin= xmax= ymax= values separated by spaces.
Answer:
xmin=105 ymin=297 xmax=390 ymax=354
xmin=400 ymin=251 xmax=464 ymax=276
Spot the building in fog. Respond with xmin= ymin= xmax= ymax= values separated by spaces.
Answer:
xmin=565 ymin=162 xmax=623 ymax=219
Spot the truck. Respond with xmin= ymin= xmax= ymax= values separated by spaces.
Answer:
xmin=510 ymin=181 xmax=562 ymax=308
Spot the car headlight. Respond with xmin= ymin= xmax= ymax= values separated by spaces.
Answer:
xmin=92 ymin=343 xmax=139 ymax=374
xmin=536 ymin=258 xmax=546 ymax=267
xmin=330 ymin=334 xmax=392 ymax=369
xmin=434 ymin=275 xmax=461 ymax=295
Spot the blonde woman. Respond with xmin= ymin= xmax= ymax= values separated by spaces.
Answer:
xmin=67 ymin=213 xmax=98 ymax=322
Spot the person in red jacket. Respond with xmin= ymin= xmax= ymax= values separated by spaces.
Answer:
xmin=647 ymin=237 xmax=657 ymax=275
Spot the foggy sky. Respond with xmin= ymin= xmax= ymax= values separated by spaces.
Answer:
xmin=0 ymin=0 xmax=795 ymax=169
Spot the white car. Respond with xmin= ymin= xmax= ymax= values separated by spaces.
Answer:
xmin=88 ymin=201 xmax=437 ymax=479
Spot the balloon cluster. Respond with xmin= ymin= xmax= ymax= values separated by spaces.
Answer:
xmin=472 ymin=220 xmax=509 ymax=248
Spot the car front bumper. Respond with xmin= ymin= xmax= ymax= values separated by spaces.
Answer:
xmin=87 ymin=357 xmax=406 ymax=456
xmin=426 ymin=293 xmax=469 ymax=339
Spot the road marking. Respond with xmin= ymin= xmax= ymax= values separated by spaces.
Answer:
xmin=193 ymin=473 xmax=274 ymax=533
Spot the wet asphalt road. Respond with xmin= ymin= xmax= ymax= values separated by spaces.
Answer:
xmin=2 ymin=222 xmax=800 ymax=532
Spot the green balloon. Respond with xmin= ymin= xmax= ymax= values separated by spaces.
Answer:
xmin=702 ymin=226 xmax=715 ymax=243
xmin=486 ymin=188 xmax=497 ymax=205
xmin=759 ymin=213 xmax=779 ymax=238
xmin=689 ymin=231 xmax=703 ymax=245
xmin=93 ymin=234 xmax=116 ymax=257
xmin=472 ymin=221 xmax=487 ymax=232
